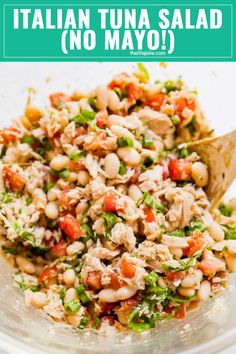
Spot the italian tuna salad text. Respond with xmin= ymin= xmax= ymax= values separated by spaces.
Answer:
xmin=1 ymin=67 xmax=236 ymax=334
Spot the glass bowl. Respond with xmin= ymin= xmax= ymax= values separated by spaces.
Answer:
xmin=0 ymin=62 xmax=236 ymax=354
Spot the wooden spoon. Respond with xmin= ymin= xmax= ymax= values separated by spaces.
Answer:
xmin=188 ymin=130 xmax=236 ymax=210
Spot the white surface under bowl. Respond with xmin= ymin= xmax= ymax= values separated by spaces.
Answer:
xmin=0 ymin=62 xmax=236 ymax=354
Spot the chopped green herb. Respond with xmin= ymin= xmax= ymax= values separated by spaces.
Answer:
xmin=26 ymin=196 xmax=32 ymax=206
xmin=102 ymin=212 xmax=119 ymax=238
xmin=1 ymin=245 xmax=17 ymax=255
xmin=178 ymin=147 xmax=191 ymax=159
xmin=138 ymin=192 xmax=166 ymax=214
xmin=1 ymin=192 xmax=14 ymax=204
xmin=41 ymin=137 xmax=52 ymax=151
xmin=69 ymin=150 xmax=86 ymax=161
xmin=71 ymin=109 xmax=96 ymax=126
xmin=113 ymin=87 xmax=125 ymax=100
xmin=137 ymin=63 xmax=150 ymax=81
xmin=185 ymin=219 xmax=205 ymax=235
xmin=118 ymin=163 xmax=126 ymax=176
xmin=117 ymin=137 xmax=134 ymax=148
xmin=87 ymin=96 xmax=96 ymax=110
xmin=21 ymin=136 xmax=37 ymax=145
xmin=78 ymin=316 xmax=88 ymax=330
xmin=76 ymin=285 xmax=89 ymax=304
xmin=224 ymin=224 xmax=236 ymax=240
xmin=11 ymin=222 xmax=36 ymax=246
xmin=59 ymin=288 xmax=65 ymax=302
xmin=186 ymin=117 xmax=196 ymax=135
xmin=128 ymin=302 xmax=161 ymax=333
xmin=0 ymin=146 xmax=7 ymax=158
xmin=93 ymin=318 xmax=101 ymax=329
xmin=162 ymin=257 xmax=197 ymax=272
xmin=143 ymin=136 xmax=154 ymax=148
xmin=141 ymin=156 xmax=156 ymax=171
xmin=64 ymin=299 xmax=81 ymax=314
xmin=43 ymin=182 xmax=55 ymax=194
xmin=163 ymin=80 xmax=177 ymax=93
xmin=219 ymin=203 xmax=233 ymax=217
xmin=145 ymin=271 xmax=159 ymax=287
xmin=49 ymin=169 xmax=59 ymax=177
xmin=167 ymin=293 xmax=196 ymax=303
xmin=28 ymin=285 xmax=41 ymax=292
xmin=59 ymin=169 xmax=70 ymax=179
xmin=169 ymin=230 xmax=185 ymax=237
xmin=82 ymin=223 xmax=96 ymax=243
xmin=170 ymin=115 xmax=180 ymax=125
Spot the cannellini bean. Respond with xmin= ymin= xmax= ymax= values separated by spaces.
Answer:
xmin=45 ymin=202 xmax=59 ymax=219
xmin=191 ymin=162 xmax=209 ymax=187
xmin=98 ymin=286 xmax=136 ymax=303
xmin=107 ymin=90 xmax=120 ymax=111
xmin=181 ymin=275 xmax=197 ymax=288
xmin=225 ymin=254 xmax=236 ymax=272
xmin=50 ymin=155 xmax=69 ymax=171
xmin=66 ymin=241 xmax=85 ymax=256
xmin=63 ymin=269 xmax=75 ymax=286
xmin=30 ymin=292 xmax=48 ymax=308
xmin=75 ymin=201 xmax=89 ymax=215
xmin=77 ymin=171 xmax=90 ymax=186
xmin=67 ymin=314 xmax=82 ymax=327
xmin=128 ymin=184 xmax=142 ymax=202
xmin=178 ymin=286 xmax=196 ymax=298
xmin=93 ymin=218 xmax=105 ymax=235
xmin=158 ymin=278 xmax=167 ymax=289
xmin=96 ymin=86 xmax=108 ymax=110
xmin=64 ymin=288 xmax=77 ymax=303
xmin=16 ymin=256 xmax=36 ymax=274
xmin=117 ymin=147 xmax=140 ymax=167
xmin=198 ymin=280 xmax=211 ymax=301
xmin=104 ymin=153 xmax=120 ymax=179
xmin=47 ymin=187 xmax=60 ymax=201
xmin=67 ymin=172 xmax=78 ymax=182
xmin=169 ymin=247 xmax=183 ymax=259
xmin=25 ymin=106 xmax=43 ymax=123
xmin=108 ymin=115 xmax=127 ymax=127
xmin=110 ymin=125 xmax=134 ymax=139
xmin=208 ymin=221 xmax=225 ymax=242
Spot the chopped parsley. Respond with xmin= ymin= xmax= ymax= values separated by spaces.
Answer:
xmin=43 ymin=182 xmax=55 ymax=194
xmin=21 ymin=136 xmax=37 ymax=145
xmin=138 ymin=192 xmax=166 ymax=214
xmin=117 ymin=137 xmax=134 ymax=148
xmin=163 ymin=80 xmax=177 ymax=94
xmin=118 ymin=163 xmax=126 ymax=176
xmin=78 ymin=316 xmax=89 ymax=330
xmin=219 ymin=203 xmax=233 ymax=217
xmin=69 ymin=150 xmax=86 ymax=161
xmin=71 ymin=109 xmax=96 ymax=126
xmin=59 ymin=169 xmax=70 ymax=179
xmin=186 ymin=117 xmax=196 ymax=135
xmin=76 ymin=285 xmax=89 ymax=304
xmin=137 ymin=63 xmax=150 ymax=81
xmin=143 ymin=136 xmax=154 ymax=148
xmin=162 ymin=257 xmax=197 ymax=272
xmin=224 ymin=224 xmax=236 ymax=240
xmin=11 ymin=222 xmax=36 ymax=246
xmin=102 ymin=212 xmax=119 ymax=238
xmin=64 ymin=299 xmax=81 ymax=314
xmin=178 ymin=147 xmax=191 ymax=159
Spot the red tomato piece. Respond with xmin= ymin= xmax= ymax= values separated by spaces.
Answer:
xmin=174 ymin=303 xmax=186 ymax=320
xmin=0 ymin=128 xmax=21 ymax=143
xmin=38 ymin=263 xmax=59 ymax=285
xmin=85 ymin=271 xmax=102 ymax=291
xmin=59 ymin=189 xmax=78 ymax=211
xmin=84 ymin=131 xmax=106 ymax=152
xmin=68 ymin=160 xmax=85 ymax=173
xmin=96 ymin=110 xmax=109 ymax=128
xmin=59 ymin=214 xmax=85 ymax=240
xmin=3 ymin=166 xmax=26 ymax=193
xmin=169 ymin=159 xmax=192 ymax=181
xmin=144 ymin=208 xmax=156 ymax=223
xmin=100 ymin=303 xmax=117 ymax=314
xmin=51 ymin=242 xmax=67 ymax=258
xmin=145 ymin=93 xmax=165 ymax=111
xmin=49 ymin=93 xmax=70 ymax=109
xmin=130 ymin=167 xmax=141 ymax=183
xmin=121 ymin=260 xmax=136 ymax=278
xmin=116 ymin=295 xmax=140 ymax=324
xmin=185 ymin=230 xmax=205 ymax=257
xmin=103 ymin=191 xmax=124 ymax=213
xmin=174 ymin=97 xmax=196 ymax=118
xmin=166 ymin=271 xmax=185 ymax=282
xmin=199 ymin=257 xmax=221 ymax=277
xmin=108 ymin=273 xmax=126 ymax=290
xmin=100 ymin=316 xmax=114 ymax=326
xmin=127 ymin=83 xmax=143 ymax=101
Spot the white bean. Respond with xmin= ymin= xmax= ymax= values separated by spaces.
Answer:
xmin=63 ymin=269 xmax=75 ymax=286
xmin=107 ymin=90 xmax=120 ymax=111
xmin=225 ymin=254 xmax=236 ymax=272
xmin=47 ymin=187 xmax=60 ymax=201
xmin=67 ymin=172 xmax=78 ymax=182
xmin=108 ymin=115 xmax=127 ymax=127
xmin=128 ymin=184 xmax=142 ymax=202
xmin=117 ymin=147 xmax=140 ymax=167
xmin=30 ymin=292 xmax=48 ymax=308
xmin=64 ymin=288 xmax=77 ymax=304
xmin=158 ymin=278 xmax=167 ymax=289
xmin=181 ymin=275 xmax=197 ymax=288
xmin=45 ymin=202 xmax=59 ymax=219
xmin=198 ymin=280 xmax=211 ymax=301
xmin=104 ymin=153 xmax=120 ymax=179
xmin=77 ymin=171 xmax=90 ymax=186
xmin=208 ymin=221 xmax=225 ymax=242
xmin=169 ymin=247 xmax=183 ymax=259
xmin=66 ymin=241 xmax=85 ymax=256
xmin=191 ymin=162 xmax=209 ymax=187
xmin=110 ymin=125 xmax=134 ymax=139
xmin=178 ymin=286 xmax=196 ymax=298
xmin=16 ymin=256 xmax=36 ymax=274
xmin=67 ymin=314 xmax=82 ymax=327
xmin=96 ymin=86 xmax=108 ymax=110
xmin=98 ymin=286 xmax=136 ymax=303
xmin=75 ymin=201 xmax=89 ymax=215
xmin=50 ymin=155 xmax=69 ymax=171
xmin=93 ymin=218 xmax=105 ymax=235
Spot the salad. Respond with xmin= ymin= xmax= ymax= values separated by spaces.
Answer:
xmin=0 ymin=66 xmax=236 ymax=333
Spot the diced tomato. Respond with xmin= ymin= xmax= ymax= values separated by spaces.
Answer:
xmin=185 ymin=230 xmax=205 ymax=257
xmin=166 ymin=271 xmax=185 ymax=282
xmin=100 ymin=316 xmax=114 ymax=326
xmin=3 ymin=166 xmax=26 ymax=193
xmin=96 ymin=110 xmax=109 ymax=128
xmin=75 ymin=126 xmax=86 ymax=136
xmin=144 ymin=208 xmax=156 ymax=223
xmin=174 ymin=97 xmax=196 ymax=118
xmin=108 ymin=273 xmax=126 ymax=290
xmin=103 ymin=191 xmax=124 ymax=213
xmin=68 ymin=160 xmax=85 ymax=173
xmin=108 ymin=80 xmax=124 ymax=91
xmin=59 ymin=189 xmax=78 ymax=210
xmin=121 ymin=260 xmax=136 ymax=278
xmin=49 ymin=93 xmax=70 ymax=109
xmin=174 ymin=303 xmax=186 ymax=320
xmin=145 ymin=93 xmax=165 ymax=111
xmin=59 ymin=214 xmax=85 ymax=240
xmin=100 ymin=303 xmax=117 ymax=314
xmin=38 ymin=263 xmax=59 ymax=285
xmin=130 ymin=167 xmax=141 ymax=183
xmin=51 ymin=242 xmax=67 ymax=258
xmin=85 ymin=271 xmax=102 ymax=291
xmin=117 ymin=295 xmax=140 ymax=324
xmin=169 ymin=159 xmax=192 ymax=181
xmin=199 ymin=257 xmax=222 ymax=277
xmin=84 ymin=131 xmax=106 ymax=152
xmin=0 ymin=128 xmax=21 ymax=144
xmin=127 ymin=83 xmax=143 ymax=101
xmin=156 ymin=160 xmax=170 ymax=180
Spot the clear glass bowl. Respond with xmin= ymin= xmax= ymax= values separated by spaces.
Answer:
xmin=0 ymin=62 xmax=236 ymax=354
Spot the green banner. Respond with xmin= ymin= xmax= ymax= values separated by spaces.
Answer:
xmin=0 ymin=0 xmax=235 ymax=61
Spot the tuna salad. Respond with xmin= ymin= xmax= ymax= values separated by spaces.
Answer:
xmin=0 ymin=69 xmax=236 ymax=333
